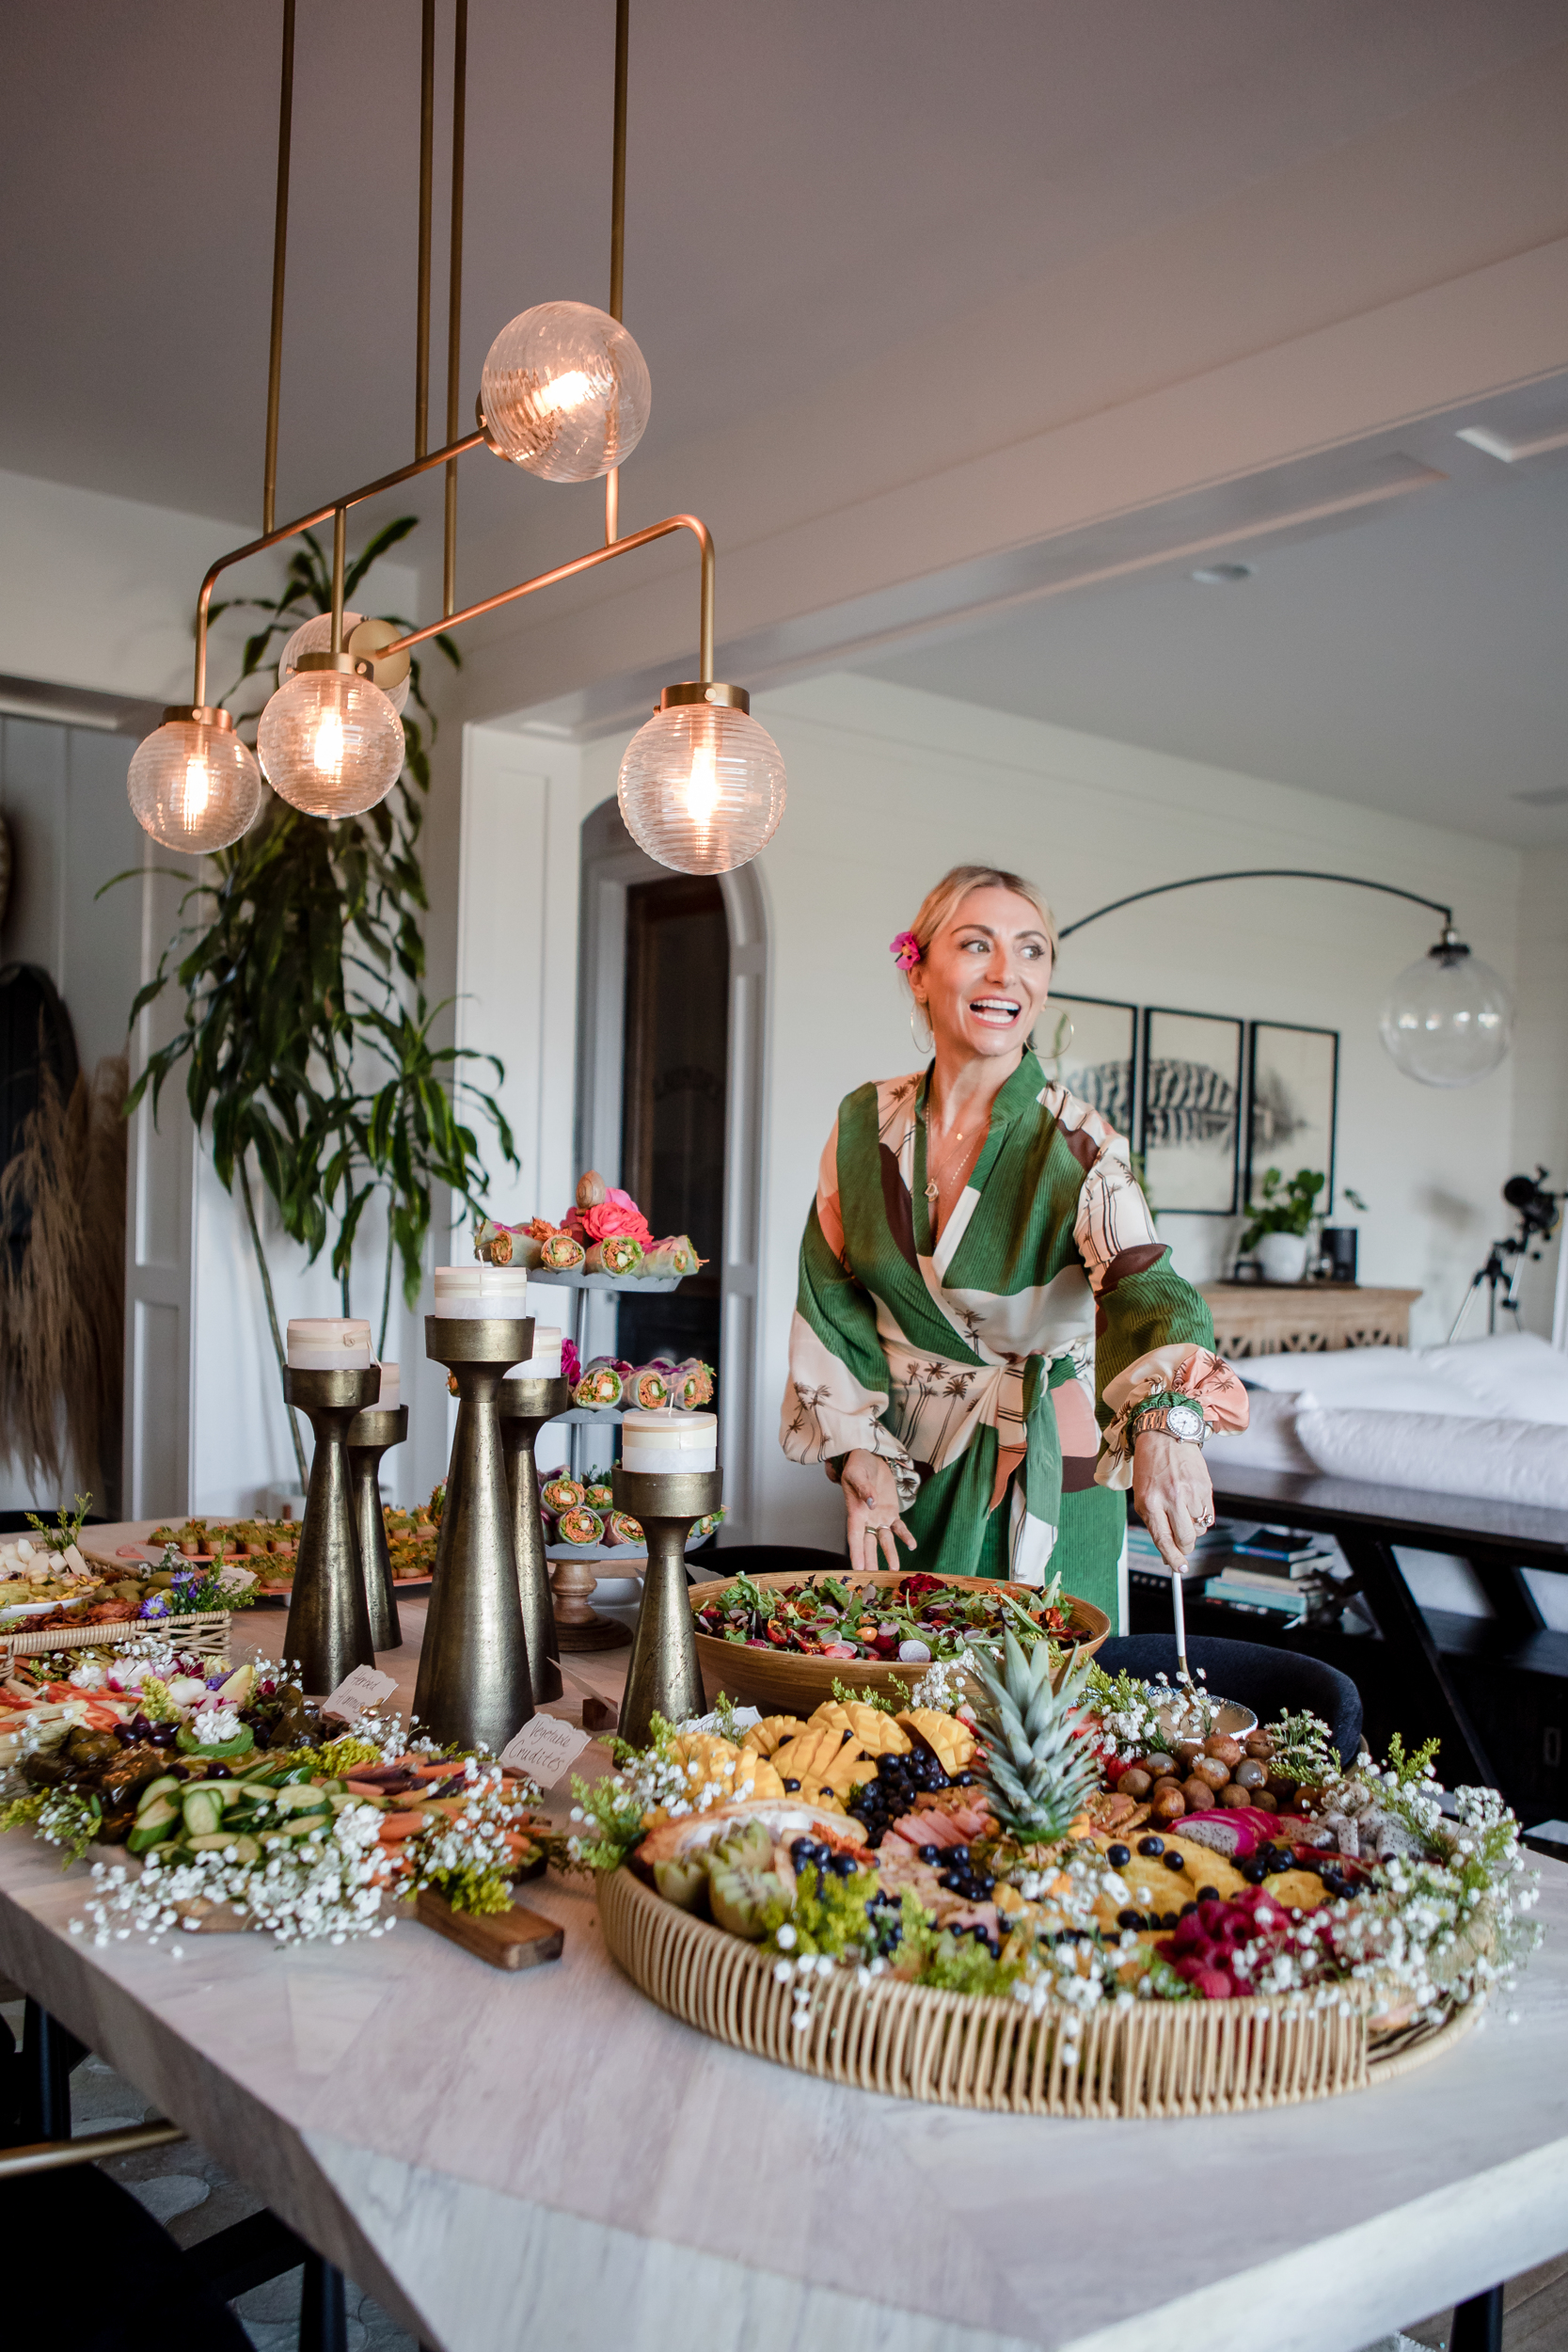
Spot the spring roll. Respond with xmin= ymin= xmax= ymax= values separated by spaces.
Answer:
xmin=605 ymin=1511 xmax=644 ymax=1548
xmin=583 ymin=1480 xmax=613 ymax=1512
xmin=540 ymin=1476 xmax=585 ymax=1517
xmin=625 ymin=1363 xmax=670 ymax=1411
xmin=584 ymin=1233 xmax=645 ymax=1277
xmin=673 ymin=1358 xmax=716 ymax=1409
xmin=539 ymin=1231 xmax=586 ymax=1272
xmin=574 ymin=1360 xmax=624 ymax=1409
xmin=555 ymin=1505 xmax=606 ymax=1547
xmin=642 ymin=1234 xmax=705 ymax=1279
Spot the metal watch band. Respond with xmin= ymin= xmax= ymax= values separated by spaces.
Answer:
xmin=1128 ymin=1395 xmax=1208 ymax=1446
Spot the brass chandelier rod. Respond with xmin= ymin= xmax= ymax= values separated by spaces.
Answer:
xmin=415 ymin=0 xmax=436 ymax=463
xmin=605 ymin=0 xmax=629 ymax=548
xmin=443 ymin=0 xmax=468 ymax=614
xmin=261 ymin=0 xmax=295 ymax=535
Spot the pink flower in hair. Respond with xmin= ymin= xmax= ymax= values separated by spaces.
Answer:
xmin=890 ymin=930 xmax=923 ymax=970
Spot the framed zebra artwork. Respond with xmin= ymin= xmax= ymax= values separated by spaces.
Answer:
xmin=1039 ymin=994 xmax=1137 ymax=1137
xmin=1140 ymin=1007 xmax=1244 ymax=1214
xmin=1247 ymin=1021 xmax=1338 ymax=1206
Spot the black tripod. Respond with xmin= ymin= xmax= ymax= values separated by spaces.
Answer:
xmin=1449 ymin=1169 xmax=1561 ymax=1342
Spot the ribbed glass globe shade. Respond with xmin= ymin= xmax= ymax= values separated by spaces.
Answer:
xmin=127 ymin=719 xmax=262 ymax=852
xmin=617 ymin=704 xmax=786 ymax=875
xmin=277 ymin=612 xmax=410 ymax=714
xmin=257 ymin=669 xmax=405 ymax=818
xmin=481 ymin=300 xmax=651 ymax=483
xmin=1379 ymin=947 xmax=1513 ymax=1087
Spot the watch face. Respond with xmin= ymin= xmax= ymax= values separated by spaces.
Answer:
xmin=1166 ymin=1402 xmax=1206 ymax=1441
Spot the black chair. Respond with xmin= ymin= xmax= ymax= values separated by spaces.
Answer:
xmin=3 ymin=2002 xmax=352 ymax=2351
xmin=1095 ymin=1633 xmax=1363 ymax=1767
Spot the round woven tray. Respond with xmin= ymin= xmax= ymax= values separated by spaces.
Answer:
xmin=599 ymin=1868 xmax=1474 ymax=2116
xmin=689 ymin=1568 xmax=1110 ymax=1715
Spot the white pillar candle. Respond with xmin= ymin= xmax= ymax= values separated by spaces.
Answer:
xmin=377 ymin=1361 xmax=400 ymax=1406
xmin=620 ymin=1408 xmax=717 ymax=1474
xmin=287 ymin=1317 xmax=372 ymax=1369
xmin=433 ymin=1263 xmax=531 ymax=1316
xmin=515 ymin=1326 xmax=562 ymax=1378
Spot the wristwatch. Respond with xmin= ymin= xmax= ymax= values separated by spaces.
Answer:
xmin=1129 ymin=1391 xmax=1208 ymax=1446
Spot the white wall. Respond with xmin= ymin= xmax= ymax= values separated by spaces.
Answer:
xmin=1510 ymin=845 xmax=1568 ymax=1337
xmin=598 ymin=675 xmax=1527 ymax=1549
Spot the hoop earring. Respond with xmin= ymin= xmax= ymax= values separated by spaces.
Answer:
xmin=1032 ymin=1009 xmax=1074 ymax=1063
xmin=910 ymin=1002 xmax=933 ymax=1057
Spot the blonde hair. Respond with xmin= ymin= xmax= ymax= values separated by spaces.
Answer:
xmin=901 ymin=865 xmax=1058 ymax=990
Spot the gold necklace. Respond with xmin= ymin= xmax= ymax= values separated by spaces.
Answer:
xmin=924 ymin=1119 xmax=974 ymax=1205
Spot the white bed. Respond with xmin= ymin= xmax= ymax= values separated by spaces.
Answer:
xmin=1205 ymin=1329 xmax=1568 ymax=1629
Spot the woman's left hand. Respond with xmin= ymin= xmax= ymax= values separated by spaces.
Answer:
xmin=1132 ymin=1429 xmax=1215 ymax=1570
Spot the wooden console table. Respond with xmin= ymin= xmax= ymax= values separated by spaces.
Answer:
xmin=1202 ymin=1281 xmax=1420 ymax=1357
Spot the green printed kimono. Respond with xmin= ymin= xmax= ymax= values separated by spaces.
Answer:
xmin=780 ymin=1050 xmax=1215 ymax=1629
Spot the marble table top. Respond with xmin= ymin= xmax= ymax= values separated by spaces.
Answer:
xmin=3 ymin=1529 xmax=1567 ymax=2351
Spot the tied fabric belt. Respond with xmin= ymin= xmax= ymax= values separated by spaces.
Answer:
xmin=883 ymin=1338 xmax=1058 ymax=1516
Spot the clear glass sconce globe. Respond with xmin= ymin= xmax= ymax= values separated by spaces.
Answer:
xmin=1379 ymin=932 xmax=1513 ymax=1087
xmin=617 ymin=687 xmax=785 ymax=875
xmin=481 ymin=300 xmax=651 ymax=482
xmin=127 ymin=709 xmax=262 ymax=852
xmin=257 ymin=663 xmax=405 ymax=818
xmin=278 ymin=612 xmax=410 ymax=713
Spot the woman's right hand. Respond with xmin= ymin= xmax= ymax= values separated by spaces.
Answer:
xmin=841 ymin=1448 xmax=917 ymax=1575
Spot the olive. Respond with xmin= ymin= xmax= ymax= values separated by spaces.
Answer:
xmin=1106 ymin=1842 xmax=1131 ymax=1867
xmin=1136 ymin=1835 xmax=1164 ymax=1856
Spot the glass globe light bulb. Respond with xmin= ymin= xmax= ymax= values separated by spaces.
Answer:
xmin=257 ymin=664 xmax=405 ymax=818
xmin=127 ymin=709 xmax=262 ymax=852
xmin=278 ymin=611 xmax=410 ymax=714
xmin=617 ymin=689 xmax=785 ymax=875
xmin=1378 ymin=931 xmax=1513 ymax=1087
xmin=480 ymin=299 xmax=651 ymax=483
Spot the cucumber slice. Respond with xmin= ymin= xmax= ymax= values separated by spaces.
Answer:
xmin=135 ymin=1775 xmax=182 ymax=1815
xmin=127 ymin=1797 xmax=180 ymax=1852
xmin=185 ymin=1830 xmax=261 ymax=1861
xmin=275 ymin=1784 xmax=331 ymax=1814
xmin=181 ymin=1788 xmax=225 ymax=1839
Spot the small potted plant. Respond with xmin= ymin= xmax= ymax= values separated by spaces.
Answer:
xmin=1239 ymin=1167 xmax=1324 ymax=1283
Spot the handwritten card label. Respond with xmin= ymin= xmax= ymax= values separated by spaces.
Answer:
xmin=499 ymin=1715 xmax=593 ymax=1788
xmin=322 ymin=1664 xmax=400 ymax=1721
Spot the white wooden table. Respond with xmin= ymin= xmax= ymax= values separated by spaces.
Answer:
xmin=3 ymin=1562 xmax=1566 ymax=2352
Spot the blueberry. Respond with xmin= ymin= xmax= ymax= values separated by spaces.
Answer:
xmin=919 ymin=1844 xmax=941 ymax=1864
xmin=1161 ymin=1911 xmax=1180 ymax=1929
xmin=1242 ymin=1859 xmax=1268 ymax=1884
xmin=1117 ymin=1908 xmax=1146 ymax=1931
xmin=782 ymin=1777 xmax=801 ymax=1792
xmin=948 ymin=1847 xmax=970 ymax=1866
xmin=1106 ymin=1842 xmax=1131 ymax=1867
xmin=790 ymin=1836 xmax=816 ymax=1862
xmin=1197 ymin=1884 xmax=1220 ymax=1902
xmin=1163 ymin=1851 xmax=1186 ymax=1872
xmin=1137 ymin=1835 xmax=1164 ymax=1856
xmin=1180 ymin=1901 xmax=1198 ymax=1918
xmin=828 ymin=1852 xmax=858 ymax=1879
xmin=954 ymin=1772 xmax=976 ymax=1787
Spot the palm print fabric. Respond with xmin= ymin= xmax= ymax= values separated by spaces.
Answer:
xmin=781 ymin=1050 xmax=1216 ymax=1625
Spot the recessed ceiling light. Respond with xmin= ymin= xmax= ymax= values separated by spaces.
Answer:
xmin=1189 ymin=562 xmax=1255 ymax=585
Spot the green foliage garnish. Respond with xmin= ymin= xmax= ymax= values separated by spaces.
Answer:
xmin=1266 ymin=1708 xmax=1341 ymax=1782
xmin=311 ymin=1734 xmax=387 ymax=1777
xmin=711 ymin=1692 xmax=744 ymax=1742
xmin=135 ymin=1677 xmax=179 ymax=1724
xmin=415 ymin=1857 xmax=514 ymax=1916
xmin=567 ymin=1772 xmax=647 ymax=1873
xmin=1384 ymin=1731 xmax=1441 ymax=1787
xmin=0 ymin=1792 xmax=47 ymax=1836
xmin=831 ymin=1677 xmax=906 ymax=1715
xmin=34 ymin=1788 xmax=103 ymax=1867
xmin=24 ymin=1495 xmax=93 ymax=1553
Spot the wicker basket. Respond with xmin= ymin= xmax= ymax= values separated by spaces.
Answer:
xmin=0 ymin=1611 xmax=230 ymax=1664
xmin=689 ymin=1568 xmax=1110 ymax=1715
xmin=599 ymin=1867 xmax=1473 ymax=2116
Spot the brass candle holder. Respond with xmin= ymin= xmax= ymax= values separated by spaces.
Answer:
xmin=498 ymin=1375 xmax=570 ymax=1706
xmin=283 ymin=1365 xmax=381 ymax=1695
xmin=416 ymin=1316 xmax=535 ymax=1752
xmin=346 ymin=1403 xmax=410 ymax=1651
xmin=612 ymin=1464 xmax=721 ymax=1750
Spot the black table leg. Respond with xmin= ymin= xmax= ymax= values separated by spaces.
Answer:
xmin=1450 ymin=2281 xmax=1503 ymax=2352
xmin=21 ymin=1997 xmax=87 ymax=2141
xmin=1337 ymin=1533 xmax=1497 ymax=1785
xmin=1467 ymin=1548 xmax=1547 ymax=1642
xmin=300 ymin=2252 xmax=348 ymax=2352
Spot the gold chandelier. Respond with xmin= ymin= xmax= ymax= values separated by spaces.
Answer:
xmin=126 ymin=0 xmax=786 ymax=878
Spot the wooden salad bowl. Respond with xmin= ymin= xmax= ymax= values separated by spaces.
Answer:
xmin=688 ymin=1566 xmax=1110 ymax=1714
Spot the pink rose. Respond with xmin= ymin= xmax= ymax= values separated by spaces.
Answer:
xmin=563 ymin=1186 xmax=652 ymax=1244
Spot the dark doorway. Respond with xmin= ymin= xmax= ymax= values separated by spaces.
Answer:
xmin=617 ymin=876 xmax=727 ymax=1382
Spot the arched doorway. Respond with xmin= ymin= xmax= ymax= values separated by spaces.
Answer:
xmin=576 ymin=799 xmax=768 ymax=1541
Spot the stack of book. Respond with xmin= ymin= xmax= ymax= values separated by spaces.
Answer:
xmin=1127 ymin=1518 xmax=1246 ymax=1588
xmin=1207 ymin=1527 xmax=1338 ymax=1622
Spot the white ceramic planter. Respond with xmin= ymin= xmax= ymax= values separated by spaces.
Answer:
xmin=1257 ymin=1231 xmax=1311 ymax=1283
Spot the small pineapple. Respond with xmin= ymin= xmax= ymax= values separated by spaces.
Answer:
xmin=973 ymin=1632 xmax=1101 ymax=1848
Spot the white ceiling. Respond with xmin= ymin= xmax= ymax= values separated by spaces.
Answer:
xmin=4 ymin=0 xmax=1565 ymax=522
xmin=855 ymin=442 xmax=1568 ymax=848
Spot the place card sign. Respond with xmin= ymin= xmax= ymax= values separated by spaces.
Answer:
xmin=322 ymin=1664 xmax=400 ymax=1721
xmin=499 ymin=1715 xmax=593 ymax=1787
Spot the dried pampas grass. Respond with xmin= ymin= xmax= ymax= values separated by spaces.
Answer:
xmin=0 ymin=1055 xmax=127 ymax=1504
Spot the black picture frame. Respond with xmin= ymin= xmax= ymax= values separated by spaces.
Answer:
xmin=1140 ymin=1007 xmax=1244 ymax=1215
xmin=1038 ymin=993 xmax=1138 ymax=1138
xmin=1246 ymin=1020 xmax=1339 ymax=1209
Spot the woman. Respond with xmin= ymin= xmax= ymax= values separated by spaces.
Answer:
xmin=780 ymin=865 xmax=1246 ymax=1629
